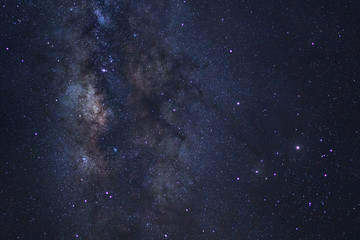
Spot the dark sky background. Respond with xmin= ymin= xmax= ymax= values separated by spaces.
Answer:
xmin=1 ymin=0 xmax=359 ymax=239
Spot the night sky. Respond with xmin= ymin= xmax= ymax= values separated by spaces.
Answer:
xmin=1 ymin=0 xmax=359 ymax=239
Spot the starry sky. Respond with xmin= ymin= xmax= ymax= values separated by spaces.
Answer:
xmin=1 ymin=0 xmax=359 ymax=239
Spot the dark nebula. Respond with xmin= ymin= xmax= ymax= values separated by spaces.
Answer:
xmin=1 ymin=0 xmax=359 ymax=239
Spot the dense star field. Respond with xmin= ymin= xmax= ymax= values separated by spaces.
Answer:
xmin=1 ymin=0 xmax=359 ymax=239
